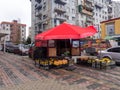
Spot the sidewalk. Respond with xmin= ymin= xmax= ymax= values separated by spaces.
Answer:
xmin=0 ymin=51 xmax=120 ymax=90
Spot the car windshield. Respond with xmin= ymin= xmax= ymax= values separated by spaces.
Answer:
xmin=23 ymin=45 xmax=29 ymax=49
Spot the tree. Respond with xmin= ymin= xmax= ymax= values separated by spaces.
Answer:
xmin=26 ymin=37 xmax=31 ymax=44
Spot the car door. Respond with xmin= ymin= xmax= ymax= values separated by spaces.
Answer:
xmin=107 ymin=47 xmax=120 ymax=62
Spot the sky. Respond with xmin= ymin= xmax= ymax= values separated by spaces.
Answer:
xmin=0 ymin=0 xmax=120 ymax=37
xmin=112 ymin=0 xmax=120 ymax=1
xmin=0 ymin=0 xmax=31 ymax=37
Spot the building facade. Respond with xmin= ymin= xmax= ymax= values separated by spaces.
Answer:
xmin=30 ymin=0 xmax=120 ymax=41
xmin=28 ymin=27 xmax=32 ymax=38
xmin=112 ymin=1 xmax=120 ymax=18
xmin=101 ymin=17 xmax=120 ymax=39
xmin=0 ymin=20 xmax=26 ymax=44
xmin=77 ymin=0 xmax=94 ymax=27
xmin=30 ymin=0 xmax=77 ymax=41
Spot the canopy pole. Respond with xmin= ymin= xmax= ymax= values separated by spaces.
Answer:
xmin=3 ymin=37 xmax=6 ymax=53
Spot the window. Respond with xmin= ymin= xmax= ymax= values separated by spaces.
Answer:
xmin=72 ymin=17 xmax=75 ymax=21
xmin=108 ymin=47 xmax=120 ymax=53
xmin=72 ymin=9 xmax=75 ymax=14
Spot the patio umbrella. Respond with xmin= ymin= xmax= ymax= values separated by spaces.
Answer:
xmin=35 ymin=23 xmax=97 ymax=40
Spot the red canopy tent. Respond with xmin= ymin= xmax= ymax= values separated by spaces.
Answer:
xmin=35 ymin=23 xmax=97 ymax=40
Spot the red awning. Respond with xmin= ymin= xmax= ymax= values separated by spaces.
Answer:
xmin=35 ymin=23 xmax=97 ymax=40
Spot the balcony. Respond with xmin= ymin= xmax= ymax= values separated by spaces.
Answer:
xmin=0 ymin=30 xmax=9 ymax=38
xmin=54 ymin=0 xmax=67 ymax=5
xmin=86 ymin=16 xmax=94 ymax=22
xmin=82 ymin=9 xmax=93 ymax=16
xmin=108 ymin=14 xmax=113 ymax=19
xmin=95 ymin=2 xmax=103 ymax=9
xmin=86 ymin=0 xmax=93 ymax=3
xmin=84 ymin=4 xmax=94 ymax=11
xmin=35 ymin=0 xmax=42 ymax=3
xmin=54 ymin=14 xmax=66 ymax=20
xmin=54 ymin=5 xmax=66 ymax=13
xmin=78 ymin=5 xmax=93 ymax=16
xmin=108 ymin=7 xmax=112 ymax=13
xmin=35 ymin=4 xmax=42 ymax=10
xmin=35 ymin=10 xmax=42 ymax=17
xmin=35 ymin=19 xmax=42 ymax=24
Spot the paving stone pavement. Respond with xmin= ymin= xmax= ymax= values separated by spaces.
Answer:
xmin=0 ymin=51 xmax=120 ymax=90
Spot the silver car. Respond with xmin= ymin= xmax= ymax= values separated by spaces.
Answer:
xmin=98 ymin=46 xmax=120 ymax=65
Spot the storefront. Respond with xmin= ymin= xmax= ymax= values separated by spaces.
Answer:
xmin=34 ymin=23 xmax=97 ymax=69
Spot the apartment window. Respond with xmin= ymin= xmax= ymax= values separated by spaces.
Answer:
xmin=102 ymin=16 xmax=104 ymax=19
xmin=35 ymin=4 xmax=37 ymax=8
xmin=67 ymin=7 xmax=70 ymax=12
xmin=96 ymin=13 xmax=98 ymax=16
xmin=72 ymin=1 xmax=75 ymax=6
xmin=72 ymin=9 xmax=75 ymax=14
xmin=43 ymin=5 xmax=46 ymax=11
xmin=3 ymin=26 xmax=5 ymax=30
xmin=66 ymin=16 xmax=69 ymax=19
xmin=72 ymin=17 xmax=75 ymax=21
xmin=102 ymin=0 xmax=103 ymax=3
xmin=43 ymin=15 xmax=47 ymax=19
xmin=105 ymin=17 xmax=107 ymax=20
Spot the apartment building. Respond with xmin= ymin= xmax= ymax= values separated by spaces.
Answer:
xmin=0 ymin=23 xmax=10 ymax=42
xmin=77 ymin=0 xmax=94 ymax=27
xmin=112 ymin=1 xmax=120 ymax=18
xmin=30 ymin=0 xmax=120 ymax=40
xmin=30 ymin=0 xmax=77 ymax=41
xmin=28 ymin=27 xmax=32 ymax=38
xmin=0 ymin=20 xmax=26 ymax=44
xmin=93 ymin=0 xmax=109 ymax=38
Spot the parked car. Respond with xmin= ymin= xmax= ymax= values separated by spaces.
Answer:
xmin=18 ymin=44 xmax=29 ymax=55
xmin=6 ymin=44 xmax=16 ymax=53
xmin=98 ymin=46 xmax=120 ymax=65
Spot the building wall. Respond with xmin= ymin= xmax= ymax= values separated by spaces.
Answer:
xmin=30 ymin=0 xmax=76 ymax=41
xmin=0 ymin=20 xmax=26 ymax=44
xmin=30 ymin=0 xmax=120 ymax=41
xmin=31 ymin=0 xmax=36 ymax=42
xmin=112 ymin=1 xmax=120 ymax=18
xmin=101 ymin=18 xmax=120 ymax=39
xmin=28 ymin=27 xmax=32 ymax=38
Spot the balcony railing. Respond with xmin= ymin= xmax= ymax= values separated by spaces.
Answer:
xmin=54 ymin=14 xmax=66 ymax=20
xmin=54 ymin=5 xmax=66 ymax=13
xmin=86 ymin=16 xmax=94 ymax=22
xmin=78 ymin=5 xmax=93 ymax=16
xmin=35 ymin=10 xmax=42 ymax=17
xmin=82 ymin=9 xmax=93 ymax=16
xmin=84 ymin=4 xmax=94 ymax=11
xmin=35 ymin=0 xmax=42 ymax=4
xmin=54 ymin=0 xmax=67 ymax=5
xmin=0 ymin=29 xmax=10 ymax=34
xmin=35 ymin=4 xmax=42 ymax=10
xmin=86 ymin=0 xmax=93 ymax=3
xmin=95 ymin=2 xmax=103 ymax=9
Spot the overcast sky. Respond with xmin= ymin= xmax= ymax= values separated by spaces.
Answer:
xmin=0 ymin=0 xmax=31 ymax=28
xmin=113 ymin=0 xmax=120 ymax=1
xmin=0 ymin=0 xmax=120 ymax=30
